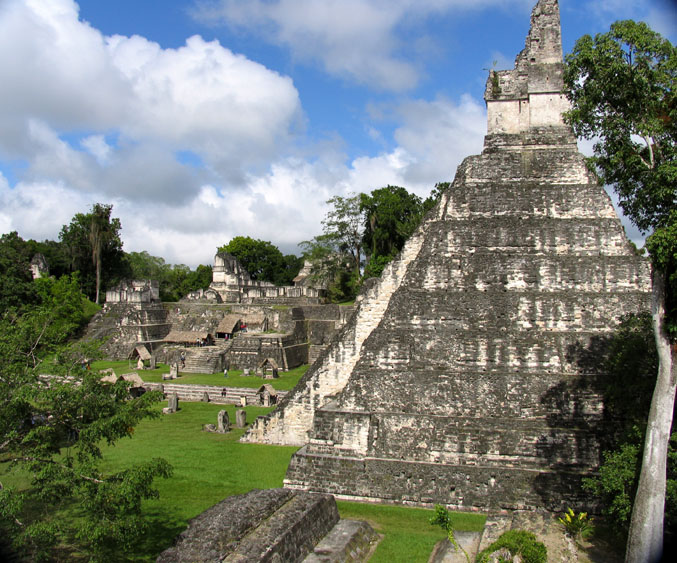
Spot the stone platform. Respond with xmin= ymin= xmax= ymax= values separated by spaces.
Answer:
xmin=157 ymin=488 xmax=379 ymax=563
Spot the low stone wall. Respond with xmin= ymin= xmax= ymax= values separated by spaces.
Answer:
xmin=146 ymin=382 xmax=287 ymax=406
xmin=285 ymin=445 xmax=593 ymax=512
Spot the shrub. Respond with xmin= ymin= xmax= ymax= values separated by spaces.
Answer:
xmin=476 ymin=529 xmax=547 ymax=563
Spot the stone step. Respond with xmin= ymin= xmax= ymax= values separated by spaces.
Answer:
xmin=158 ymin=488 xmax=379 ymax=563
xmin=303 ymin=519 xmax=380 ymax=562
xmin=223 ymin=491 xmax=339 ymax=562
xmin=429 ymin=531 xmax=483 ymax=563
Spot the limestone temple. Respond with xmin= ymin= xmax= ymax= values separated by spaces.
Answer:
xmin=242 ymin=0 xmax=652 ymax=511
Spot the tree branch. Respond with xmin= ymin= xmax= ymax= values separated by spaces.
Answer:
xmin=9 ymin=456 xmax=105 ymax=484
xmin=642 ymin=135 xmax=655 ymax=169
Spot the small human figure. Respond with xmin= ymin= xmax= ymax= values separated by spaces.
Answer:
xmin=180 ymin=351 xmax=186 ymax=368
xmin=224 ymin=367 xmax=228 ymax=378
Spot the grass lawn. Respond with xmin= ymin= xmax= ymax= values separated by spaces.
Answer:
xmin=338 ymin=501 xmax=485 ymax=562
xmin=2 ymin=400 xmax=485 ymax=561
xmin=90 ymin=361 xmax=309 ymax=391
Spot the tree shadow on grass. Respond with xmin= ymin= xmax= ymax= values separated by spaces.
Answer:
xmin=127 ymin=508 xmax=187 ymax=561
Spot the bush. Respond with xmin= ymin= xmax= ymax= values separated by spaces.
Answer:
xmin=476 ymin=529 xmax=547 ymax=563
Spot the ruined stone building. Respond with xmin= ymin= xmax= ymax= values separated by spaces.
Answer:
xmin=185 ymin=251 xmax=326 ymax=304
xmin=242 ymin=0 xmax=652 ymax=511
xmin=86 ymin=279 xmax=171 ymax=358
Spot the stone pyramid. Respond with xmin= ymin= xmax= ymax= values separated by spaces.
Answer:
xmin=243 ymin=0 xmax=651 ymax=511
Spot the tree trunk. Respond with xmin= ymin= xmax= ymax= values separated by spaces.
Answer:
xmin=625 ymin=268 xmax=676 ymax=563
xmin=94 ymin=246 xmax=101 ymax=305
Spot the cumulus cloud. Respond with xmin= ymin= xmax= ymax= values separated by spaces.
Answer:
xmin=191 ymin=0 xmax=532 ymax=91
xmin=0 ymin=176 xmax=93 ymax=241
xmin=0 ymin=0 xmax=302 ymax=194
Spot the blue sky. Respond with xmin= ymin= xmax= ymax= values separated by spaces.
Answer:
xmin=0 ymin=0 xmax=675 ymax=266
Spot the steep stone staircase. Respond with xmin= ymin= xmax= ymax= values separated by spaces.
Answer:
xmin=181 ymin=341 xmax=232 ymax=374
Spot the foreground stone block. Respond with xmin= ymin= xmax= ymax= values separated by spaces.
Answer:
xmin=157 ymin=488 xmax=339 ymax=562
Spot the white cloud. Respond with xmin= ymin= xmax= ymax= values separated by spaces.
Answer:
xmin=0 ymin=0 xmax=302 ymax=191
xmin=81 ymin=135 xmax=112 ymax=165
xmin=0 ymin=177 xmax=93 ymax=241
xmin=192 ymin=0 xmax=532 ymax=91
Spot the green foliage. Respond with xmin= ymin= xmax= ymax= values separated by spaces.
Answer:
xmin=558 ymin=508 xmax=594 ymax=540
xmin=219 ymin=236 xmax=301 ymax=285
xmin=300 ymin=232 xmax=359 ymax=302
xmin=423 ymin=181 xmax=448 ymax=214
xmin=0 ymin=274 xmax=171 ymax=559
xmin=476 ymin=530 xmax=547 ymax=563
xmin=583 ymin=437 xmax=642 ymax=530
xmin=565 ymin=22 xmax=676 ymax=558
xmin=490 ymin=70 xmax=501 ymax=97
xmin=602 ymin=313 xmax=658 ymax=424
xmin=646 ymin=210 xmax=677 ymax=337
xmin=59 ymin=203 xmax=128 ymax=302
xmin=25 ymin=238 xmax=70 ymax=279
xmin=0 ymin=231 xmax=39 ymax=312
xmin=303 ymin=183 xmax=446 ymax=298
xmin=564 ymin=20 xmax=676 ymax=336
xmin=429 ymin=504 xmax=453 ymax=537
xmin=564 ymin=20 xmax=676 ymax=234
xmin=582 ymin=314 xmax=676 ymax=541
xmin=125 ymin=251 xmax=214 ymax=301
xmin=322 ymin=194 xmax=364 ymax=276
xmin=363 ymin=253 xmax=395 ymax=278
xmin=360 ymin=183 xmax=447 ymax=278
xmin=360 ymin=185 xmax=424 ymax=261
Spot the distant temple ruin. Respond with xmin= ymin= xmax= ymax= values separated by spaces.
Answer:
xmin=186 ymin=251 xmax=326 ymax=304
xmin=242 ymin=0 xmax=651 ymax=512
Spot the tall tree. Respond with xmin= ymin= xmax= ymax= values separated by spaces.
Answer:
xmin=59 ymin=204 xmax=126 ymax=302
xmin=360 ymin=186 xmax=422 ymax=257
xmin=322 ymin=194 xmax=363 ymax=277
xmin=219 ymin=236 xmax=297 ymax=285
xmin=564 ymin=20 xmax=676 ymax=563
xmin=360 ymin=185 xmax=424 ymax=277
